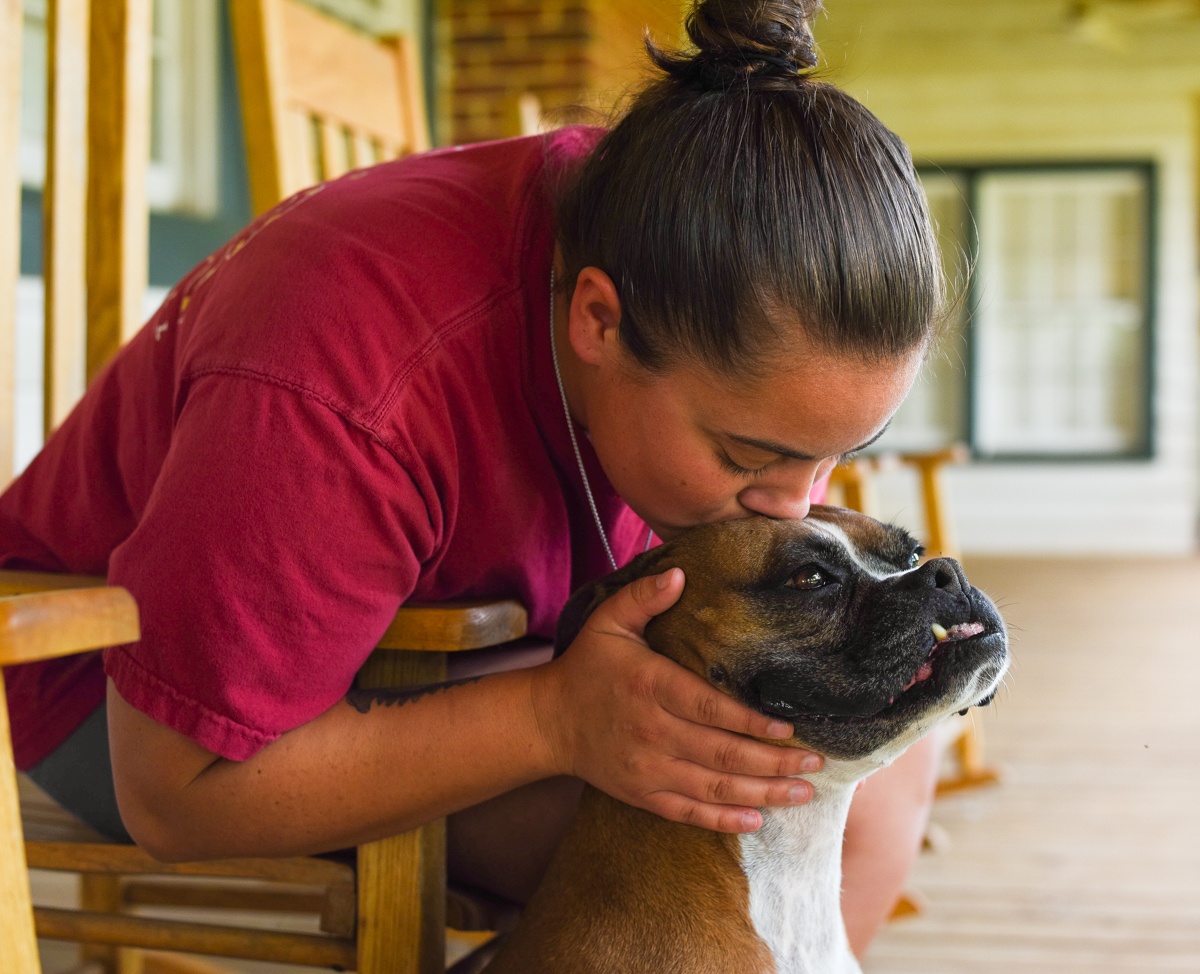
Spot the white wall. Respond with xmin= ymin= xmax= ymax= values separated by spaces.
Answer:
xmin=817 ymin=0 xmax=1200 ymax=554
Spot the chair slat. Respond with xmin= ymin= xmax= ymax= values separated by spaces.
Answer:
xmin=121 ymin=878 xmax=321 ymax=910
xmin=35 ymin=906 xmax=357 ymax=968
xmin=86 ymin=0 xmax=152 ymax=382
xmin=382 ymin=34 xmax=430 ymax=156
xmin=288 ymin=108 xmax=319 ymax=191
xmin=319 ymin=118 xmax=351 ymax=180
xmin=0 ymin=0 xmax=22 ymax=488
xmin=350 ymin=129 xmax=377 ymax=169
xmin=229 ymin=0 xmax=289 ymax=214
xmin=43 ymin=0 xmax=91 ymax=435
xmin=26 ymin=841 xmax=354 ymax=887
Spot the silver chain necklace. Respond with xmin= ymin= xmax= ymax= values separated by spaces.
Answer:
xmin=549 ymin=268 xmax=652 ymax=571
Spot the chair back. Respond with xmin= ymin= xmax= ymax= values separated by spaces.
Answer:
xmin=0 ymin=0 xmax=151 ymax=489
xmin=0 ymin=585 xmax=141 ymax=974
xmin=231 ymin=0 xmax=430 ymax=217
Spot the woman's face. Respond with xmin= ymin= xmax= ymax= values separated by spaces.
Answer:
xmin=587 ymin=349 xmax=921 ymax=540
xmin=562 ymin=266 xmax=925 ymax=541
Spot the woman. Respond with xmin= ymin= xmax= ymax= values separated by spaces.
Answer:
xmin=1 ymin=0 xmax=944 ymax=956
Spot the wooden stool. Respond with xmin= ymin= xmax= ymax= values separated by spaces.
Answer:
xmin=828 ymin=446 xmax=1001 ymax=798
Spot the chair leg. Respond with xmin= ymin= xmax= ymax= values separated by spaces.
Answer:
xmin=78 ymin=876 xmax=141 ymax=974
xmin=888 ymin=889 xmax=927 ymax=921
xmin=1 ymin=688 xmax=42 ymax=974
xmin=358 ymin=821 xmax=446 ymax=974
xmin=355 ymin=649 xmax=448 ymax=974
xmin=936 ymin=719 xmax=1001 ymax=796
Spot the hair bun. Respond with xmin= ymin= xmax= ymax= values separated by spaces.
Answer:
xmin=652 ymin=0 xmax=822 ymax=87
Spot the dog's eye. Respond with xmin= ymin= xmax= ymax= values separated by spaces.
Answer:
xmin=908 ymin=546 xmax=924 ymax=569
xmin=787 ymin=565 xmax=830 ymax=590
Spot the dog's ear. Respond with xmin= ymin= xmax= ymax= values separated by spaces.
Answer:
xmin=553 ymin=547 xmax=671 ymax=657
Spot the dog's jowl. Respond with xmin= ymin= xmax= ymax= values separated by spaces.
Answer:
xmin=485 ymin=507 xmax=1010 ymax=974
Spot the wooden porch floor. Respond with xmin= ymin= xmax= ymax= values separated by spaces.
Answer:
xmin=35 ymin=556 xmax=1200 ymax=972
xmin=865 ymin=555 xmax=1200 ymax=973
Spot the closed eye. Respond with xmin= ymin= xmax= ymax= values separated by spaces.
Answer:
xmin=716 ymin=449 xmax=771 ymax=480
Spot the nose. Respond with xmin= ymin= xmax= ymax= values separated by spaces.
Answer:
xmin=898 ymin=556 xmax=969 ymax=594
xmin=737 ymin=468 xmax=817 ymax=520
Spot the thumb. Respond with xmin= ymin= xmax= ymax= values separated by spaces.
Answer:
xmin=590 ymin=568 xmax=685 ymax=641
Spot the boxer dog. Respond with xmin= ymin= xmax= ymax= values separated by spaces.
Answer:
xmin=484 ymin=507 xmax=1009 ymax=974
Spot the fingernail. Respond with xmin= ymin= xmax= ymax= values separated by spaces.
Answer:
xmin=740 ymin=810 xmax=761 ymax=832
xmin=655 ymin=568 xmax=676 ymax=590
xmin=766 ymin=721 xmax=792 ymax=739
xmin=787 ymin=783 xmax=810 ymax=804
xmin=800 ymin=754 xmax=823 ymax=772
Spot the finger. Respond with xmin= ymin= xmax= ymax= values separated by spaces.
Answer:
xmin=654 ymin=663 xmax=806 ymax=747
xmin=642 ymin=791 xmax=765 ymax=835
xmin=674 ymin=723 xmax=823 ymax=779
xmin=589 ymin=568 xmax=685 ymax=640
xmin=661 ymin=760 xmax=815 ymax=810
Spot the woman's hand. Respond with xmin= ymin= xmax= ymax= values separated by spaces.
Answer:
xmin=531 ymin=568 xmax=823 ymax=834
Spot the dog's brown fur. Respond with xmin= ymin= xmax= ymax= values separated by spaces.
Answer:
xmin=486 ymin=788 xmax=776 ymax=974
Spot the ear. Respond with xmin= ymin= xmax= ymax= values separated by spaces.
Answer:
xmin=567 ymin=266 xmax=623 ymax=368
xmin=552 ymin=546 xmax=671 ymax=657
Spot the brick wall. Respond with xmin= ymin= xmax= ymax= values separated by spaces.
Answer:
xmin=440 ymin=0 xmax=685 ymax=145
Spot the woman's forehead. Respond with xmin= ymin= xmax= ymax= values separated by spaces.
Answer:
xmin=670 ymin=350 xmax=922 ymax=453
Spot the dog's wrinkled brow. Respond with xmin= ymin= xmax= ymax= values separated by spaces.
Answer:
xmin=806 ymin=518 xmax=919 ymax=579
xmin=764 ymin=533 xmax=862 ymax=585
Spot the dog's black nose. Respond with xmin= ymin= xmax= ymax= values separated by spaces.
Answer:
xmin=898 ymin=557 xmax=968 ymax=594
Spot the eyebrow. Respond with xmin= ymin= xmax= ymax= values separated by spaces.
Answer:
xmin=723 ymin=420 xmax=893 ymax=462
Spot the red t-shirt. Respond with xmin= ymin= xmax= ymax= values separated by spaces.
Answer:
xmin=1 ymin=128 xmax=653 ymax=767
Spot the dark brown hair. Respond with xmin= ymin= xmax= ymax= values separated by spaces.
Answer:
xmin=555 ymin=0 xmax=944 ymax=375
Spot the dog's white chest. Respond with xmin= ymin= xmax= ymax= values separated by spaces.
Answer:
xmin=738 ymin=797 xmax=861 ymax=974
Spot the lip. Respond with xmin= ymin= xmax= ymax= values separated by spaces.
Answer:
xmin=770 ymin=628 xmax=1005 ymax=727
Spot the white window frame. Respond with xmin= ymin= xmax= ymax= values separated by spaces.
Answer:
xmin=20 ymin=0 xmax=219 ymax=216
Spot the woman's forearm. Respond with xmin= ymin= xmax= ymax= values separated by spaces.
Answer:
xmin=107 ymin=668 xmax=561 ymax=861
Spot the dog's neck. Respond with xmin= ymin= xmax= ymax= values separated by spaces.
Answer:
xmin=738 ymin=763 xmax=883 ymax=974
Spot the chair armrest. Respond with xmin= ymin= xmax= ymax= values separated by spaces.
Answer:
xmin=0 ymin=588 xmax=140 ymax=667
xmin=0 ymin=570 xmax=528 ymax=656
xmin=375 ymin=601 xmax=528 ymax=653
xmin=0 ymin=569 xmax=107 ymax=595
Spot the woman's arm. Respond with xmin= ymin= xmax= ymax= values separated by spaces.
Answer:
xmin=109 ymin=570 xmax=821 ymax=862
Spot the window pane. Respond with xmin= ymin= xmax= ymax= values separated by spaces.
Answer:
xmin=972 ymin=168 xmax=1150 ymax=457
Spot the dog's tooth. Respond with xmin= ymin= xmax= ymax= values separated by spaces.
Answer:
xmin=931 ymin=623 xmax=949 ymax=641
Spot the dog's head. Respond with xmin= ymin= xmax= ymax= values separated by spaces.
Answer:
xmin=557 ymin=507 xmax=1009 ymax=767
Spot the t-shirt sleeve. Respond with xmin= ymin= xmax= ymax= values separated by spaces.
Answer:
xmin=104 ymin=373 xmax=438 ymax=761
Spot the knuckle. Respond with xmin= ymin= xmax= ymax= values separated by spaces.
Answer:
xmin=674 ymin=802 xmax=705 ymax=829
xmin=695 ymin=692 xmax=722 ymax=726
xmin=708 ymin=775 xmax=737 ymax=804
xmin=713 ymin=739 xmax=742 ymax=773
xmin=629 ymin=668 xmax=659 ymax=703
xmin=631 ymin=718 xmax=664 ymax=749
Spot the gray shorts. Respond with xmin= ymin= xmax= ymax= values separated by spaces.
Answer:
xmin=26 ymin=702 xmax=133 ymax=843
